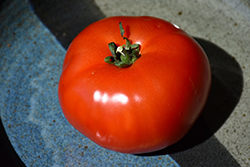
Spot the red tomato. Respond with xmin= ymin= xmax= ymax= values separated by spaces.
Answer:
xmin=58 ymin=16 xmax=211 ymax=154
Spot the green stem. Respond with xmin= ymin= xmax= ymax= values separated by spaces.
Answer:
xmin=104 ymin=22 xmax=141 ymax=68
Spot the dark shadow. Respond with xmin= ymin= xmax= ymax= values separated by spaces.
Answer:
xmin=0 ymin=119 xmax=26 ymax=167
xmin=0 ymin=0 xmax=7 ymax=12
xmin=29 ymin=0 xmax=106 ymax=49
xmin=137 ymin=38 xmax=243 ymax=166
xmin=170 ymin=135 xmax=241 ymax=167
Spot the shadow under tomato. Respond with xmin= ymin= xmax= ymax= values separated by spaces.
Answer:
xmin=137 ymin=38 xmax=243 ymax=166
xmin=29 ymin=0 xmax=106 ymax=49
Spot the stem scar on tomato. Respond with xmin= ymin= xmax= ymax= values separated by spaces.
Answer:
xmin=104 ymin=22 xmax=141 ymax=68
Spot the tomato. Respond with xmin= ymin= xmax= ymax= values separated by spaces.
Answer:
xmin=58 ymin=16 xmax=211 ymax=154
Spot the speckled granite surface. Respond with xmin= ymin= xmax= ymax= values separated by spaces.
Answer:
xmin=1 ymin=0 xmax=250 ymax=166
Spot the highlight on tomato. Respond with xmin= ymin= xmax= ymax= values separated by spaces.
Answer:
xmin=58 ymin=16 xmax=211 ymax=154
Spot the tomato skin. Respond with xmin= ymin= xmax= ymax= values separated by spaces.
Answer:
xmin=58 ymin=16 xmax=211 ymax=154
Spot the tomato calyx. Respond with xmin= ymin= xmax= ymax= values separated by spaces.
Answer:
xmin=104 ymin=22 xmax=141 ymax=68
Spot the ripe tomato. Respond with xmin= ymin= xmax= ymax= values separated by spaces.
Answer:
xmin=58 ymin=16 xmax=211 ymax=154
